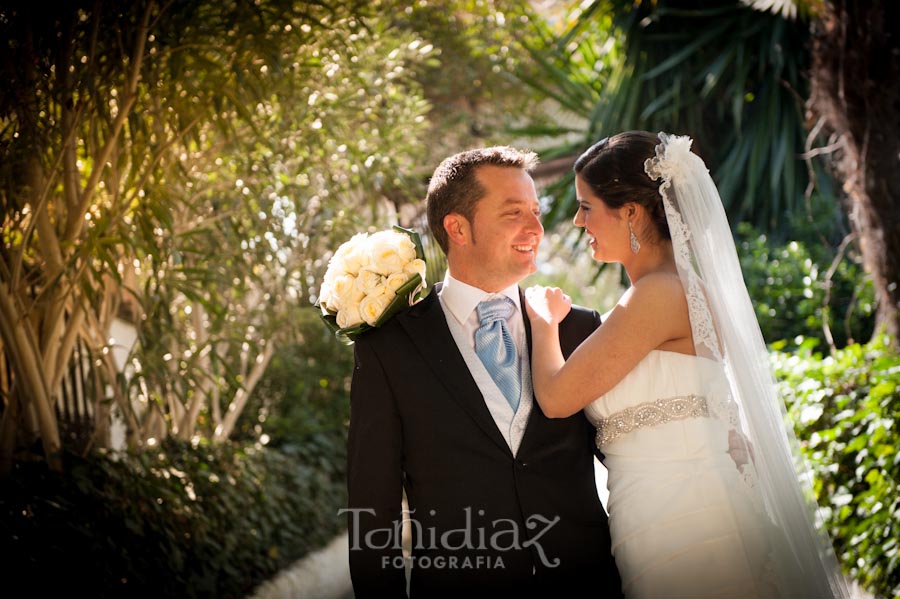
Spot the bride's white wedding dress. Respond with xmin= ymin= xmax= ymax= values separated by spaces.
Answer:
xmin=570 ymin=132 xmax=846 ymax=598
xmin=585 ymin=350 xmax=781 ymax=599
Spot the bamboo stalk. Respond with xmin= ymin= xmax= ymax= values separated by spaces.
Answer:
xmin=0 ymin=282 xmax=63 ymax=471
xmin=177 ymin=302 xmax=211 ymax=439
xmin=50 ymin=305 xmax=86 ymax=395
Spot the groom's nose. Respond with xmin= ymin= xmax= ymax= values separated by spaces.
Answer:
xmin=526 ymin=209 xmax=543 ymax=234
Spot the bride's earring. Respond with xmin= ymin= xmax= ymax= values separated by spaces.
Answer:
xmin=628 ymin=220 xmax=641 ymax=254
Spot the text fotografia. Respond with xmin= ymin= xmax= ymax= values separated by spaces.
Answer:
xmin=384 ymin=554 xmax=504 ymax=570
xmin=339 ymin=507 xmax=562 ymax=569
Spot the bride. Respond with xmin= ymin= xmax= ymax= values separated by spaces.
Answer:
xmin=525 ymin=131 xmax=849 ymax=598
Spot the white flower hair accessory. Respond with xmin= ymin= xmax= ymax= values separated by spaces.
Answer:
xmin=643 ymin=132 xmax=698 ymax=185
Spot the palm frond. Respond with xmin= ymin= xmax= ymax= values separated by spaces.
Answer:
xmin=513 ymin=0 xmax=823 ymax=237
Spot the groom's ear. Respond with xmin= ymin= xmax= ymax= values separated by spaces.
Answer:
xmin=444 ymin=213 xmax=471 ymax=248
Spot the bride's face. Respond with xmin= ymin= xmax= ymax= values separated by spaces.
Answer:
xmin=573 ymin=176 xmax=628 ymax=263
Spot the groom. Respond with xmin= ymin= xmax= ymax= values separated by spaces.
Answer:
xmin=345 ymin=147 xmax=621 ymax=597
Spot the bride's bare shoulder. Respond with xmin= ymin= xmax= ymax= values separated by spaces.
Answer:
xmin=615 ymin=272 xmax=690 ymax=344
xmin=623 ymin=271 xmax=686 ymax=307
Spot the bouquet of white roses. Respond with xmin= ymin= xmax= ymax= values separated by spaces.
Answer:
xmin=317 ymin=226 xmax=427 ymax=343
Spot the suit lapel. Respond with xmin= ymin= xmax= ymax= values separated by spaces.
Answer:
xmin=520 ymin=287 xmax=534 ymax=361
xmin=398 ymin=286 xmax=513 ymax=456
xmin=517 ymin=287 xmax=543 ymax=453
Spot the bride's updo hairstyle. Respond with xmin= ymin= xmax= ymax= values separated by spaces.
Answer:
xmin=573 ymin=130 xmax=670 ymax=242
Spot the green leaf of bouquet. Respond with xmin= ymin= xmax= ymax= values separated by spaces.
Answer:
xmin=319 ymin=311 xmax=340 ymax=334
xmin=393 ymin=225 xmax=426 ymax=261
xmin=334 ymin=330 xmax=356 ymax=345
xmin=374 ymin=274 xmax=423 ymax=327
xmin=335 ymin=322 xmax=370 ymax=345
xmin=394 ymin=272 xmax=423 ymax=298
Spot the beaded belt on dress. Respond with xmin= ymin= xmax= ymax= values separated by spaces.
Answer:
xmin=595 ymin=394 xmax=709 ymax=447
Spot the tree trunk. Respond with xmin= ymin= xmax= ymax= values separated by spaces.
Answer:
xmin=214 ymin=342 xmax=275 ymax=442
xmin=0 ymin=283 xmax=63 ymax=472
xmin=808 ymin=0 xmax=900 ymax=344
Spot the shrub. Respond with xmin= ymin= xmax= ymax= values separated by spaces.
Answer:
xmin=0 ymin=438 xmax=346 ymax=598
xmin=233 ymin=328 xmax=353 ymax=448
xmin=738 ymin=221 xmax=875 ymax=349
xmin=774 ymin=336 xmax=900 ymax=598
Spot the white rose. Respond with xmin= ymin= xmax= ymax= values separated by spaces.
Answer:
xmin=318 ymin=282 xmax=334 ymax=313
xmin=404 ymin=258 xmax=426 ymax=281
xmin=322 ymin=263 xmax=338 ymax=287
xmin=359 ymin=294 xmax=392 ymax=326
xmin=324 ymin=251 xmax=347 ymax=283
xmin=369 ymin=231 xmax=409 ymax=275
xmin=331 ymin=274 xmax=365 ymax=310
xmin=333 ymin=233 xmax=368 ymax=260
xmin=342 ymin=237 xmax=372 ymax=275
xmin=336 ymin=304 xmax=364 ymax=329
xmin=368 ymin=230 xmax=401 ymax=246
xmin=385 ymin=272 xmax=410 ymax=293
xmin=355 ymin=268 xmax=387 ymax=298
xmin=330 ymin=273 xmax=354 ymax=298
xmin=326 ymin=234 xmax=365 ymax=278
xmin=393 ymin=234 xmax=417 ymax=262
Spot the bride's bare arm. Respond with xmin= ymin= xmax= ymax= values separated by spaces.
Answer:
xmin=523 ymin=285 xmax=569 ymax=407
xmin=526 ymin=273 xmax=691 ymax=418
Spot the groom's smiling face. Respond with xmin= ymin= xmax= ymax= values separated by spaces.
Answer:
xmin=451 ymin=165 xmax=543 ymax=292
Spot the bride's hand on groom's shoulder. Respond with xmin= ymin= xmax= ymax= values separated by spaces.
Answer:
xmin=525 ymin=285 xmax=572 ymax=326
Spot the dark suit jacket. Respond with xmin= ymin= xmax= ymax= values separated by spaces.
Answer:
xmin=347 ymin=285 xmax=621 ymax=598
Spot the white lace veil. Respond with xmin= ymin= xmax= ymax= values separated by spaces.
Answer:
xmin=644 ymin=133 xmax=849 ymax=598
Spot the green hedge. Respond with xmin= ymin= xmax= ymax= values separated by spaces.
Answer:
xmin=0 ymin=436 xmax=347 ymax=598
xmin=775 ymin=335 xmax=900 ymax=598
xmin=738 ymin=221 xmax=875 ymax=349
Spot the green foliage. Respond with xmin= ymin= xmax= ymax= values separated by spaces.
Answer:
xmin=516 ymin=0 xmax=824 ymax=236
xmin=0 ymin=438 xmax=346 ymax=598
xmin=0 ymin=0 xmax=543 ymax=457
xmin=384 ymin=0 xmax=543 ymax=153
xmin=121 ymin=0 xmax=434 ymax=441
xmin=738 ymin=213 xmax=875 ymax=349
xmin=774 ymin=336 xmax=900 ymax=598
xmin=234 ymin=323 xmax=353 ymax=448
xmin=1 ymin=0 xmax=437 ymax=450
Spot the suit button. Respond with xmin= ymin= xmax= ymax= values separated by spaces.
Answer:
xmin=517 ymin=460 xmax=528 ymax=469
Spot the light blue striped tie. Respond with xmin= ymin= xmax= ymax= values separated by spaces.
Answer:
xmin=474 ymin=297 xmax=521 ymax=413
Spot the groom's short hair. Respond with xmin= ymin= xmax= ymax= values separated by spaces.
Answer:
xmin=426 ymin=146 xmax=539 ymax=254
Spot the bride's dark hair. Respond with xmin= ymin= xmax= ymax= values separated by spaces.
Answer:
xmin=573 ymin=131 xmax=670 ymax=242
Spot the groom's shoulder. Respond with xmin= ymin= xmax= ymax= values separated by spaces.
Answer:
xmin=561 ymin=303 xmax=602 ymax=332
xmin=568 ymin=302 xmax=601 ymax=321
xmin=355 ymin=286 xmax=438 ymax=345
xmin=556 ymin=303 xmax=601 ymax=353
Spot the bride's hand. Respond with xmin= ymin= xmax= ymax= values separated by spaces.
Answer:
xmin=525 ymin=286 xmax=572 ymax=326
xmin=728 ymin=429 xmax=756 ymax=471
